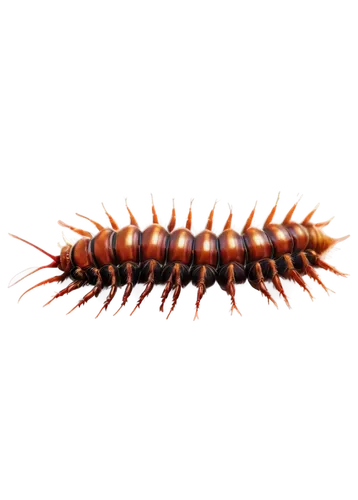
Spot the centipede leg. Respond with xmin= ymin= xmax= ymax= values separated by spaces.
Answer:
xmin=316 ymin=259 xmax=348 ymax=277
xmin=128 ymin=280 xmax=154 ymax=316
xmin=194 ymin=282 xmax=206 ymax=321
xmin=226 ymin=264 xmax=241 ymax=315
xmin=183 ymin=196 xmax=195 ymax=231
xmin=96 ymin=265 xmax=118 ymax=318
xmin=282 ymin=193 xmax=303 ymax=226
xmin=149 ymin=193 xmax=160 ymax=224
xmin=130 ymin=260 xmax=156 ymax=315
xmin=242 ymin=202 xmax=257 ymax=232
xmin=267 ymin=259 xmax=290 ymax=308
xmin=67 ymin=269 xmax=103 ymax=314
xmin=101 ymin=203 xmax=119 ymax=230
xmin=227 ymin=281 xmax=241 ymax=315
xmin=248 ymin=262 xmax=278 ymax=308
xmin=43 ymin=280 xmax=86 ymax=307
xmin=163 ymin=264 xmax=183 ymax=321
xmin=114 ymin=283 xmax=133 ymax=315
xmin=57 ymin=220 xmax=92 ymax=238
xmin=220 ymin=205 xmax=236 ymax=233
xmin=73 ymin=210 xmax=104 ymax=231
xmin=7 ymin=261 xmax=60 ymax=288
xmin=205 ymin=201 xmax=217 ymax=231
xmin=263 ymin=193 xmax=280 ymax=227
xmin=167 ymin=199 xmax=176 ymax=232
xmin=160 ymin=280 xmax=173 ymax=312
xmin=192 ymin=265 xmax=216 ymax=320
xmin=306 ymin=267 xmax=332 ymax=294
xmin=113 ymin=264 xmax=136 ymax=315
xmin=301 ymin=204 xmax=320 ymax=225
xmin=15 ymin=274 xmax=64 ymax=304
xmin=277 ymin=254 xmax=314 ymax=300
xmin=157 ymin=264 xmax=180 ymax=315
xmin=123 ymin=198 xmax=140 ymax=227
xmin=167 ymin=285 xmax=182 ymax=319
xmin=131 ymin=282 xmax=154 ymax=315
xmin=296 ymin=252 xmax=333 ymax=295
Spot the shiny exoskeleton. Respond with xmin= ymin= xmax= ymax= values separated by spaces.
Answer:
xmin=9 ymin=196 xmax=349 ymax=319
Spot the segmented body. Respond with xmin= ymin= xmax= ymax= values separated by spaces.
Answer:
xmin=9 ymin=197 xmax=349 ymax=319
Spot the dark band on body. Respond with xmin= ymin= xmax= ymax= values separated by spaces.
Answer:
xmin=88 ymin=238 xmax=98 ymax=269
xmin=110 ymin=231 xmax=118 ymax=265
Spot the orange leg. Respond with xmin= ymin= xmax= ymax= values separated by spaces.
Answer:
xmin=225 ymin=264 xmax=241 ymax=315
xmin=123 ymin=198 xmax=140 ymax=227
xmin=183 ymin=196 xmax=195 ymax=231
xmin=113 ymin=264 xmax=135 ymax=315
xmin=242 ymin=201 xmax=257 ymax=233
xmin=149 ymin=193 xmax=160 ymax=224
xmin=7 ymin=261 xmax=60 ymax=288
xmin=160 ymin=264 xmax=182 ymax=318
xmin=264 ymin=193 xmax=280 ymax=227
xmin=306 ymin=267 xmax=332 ymax=294
xmin=281 ymin=254 xmax=314 ymax=300
xmin=220 ymin=202 xmax=236 ymax=233
xmin=128 ymin=280 xmax=154 ymax=316
xmin=130 ymin=261 xmax=156 ymax=315
xmin=300 ymin=252 xmax=335 ymax=296
xmin=160 ymin=280 xmax=173 ymax=312
xmin=43 ymin=280 xmax=85 ymax=307
xmin=16 ymin=274 xmax=64 ymax=304
xmin=282 ymin=195 xmax=302 ymax=224
xmin=249 ymin=262 xmax=278 ymax=308
xmin=67 ymin=269 xmax=103 ymax=314
xmin=256 ymin=284 xmax=277 ymax=307
xmin=166 ymin=286 xmax=181 ymax=320
xmin=167 ymin=199 xmax=176 ymax=232
xmin=101 ymin=203 xmax=119 ymax=230
xmin=206 ymin=201 xmax=217 ymax=231
xmin=226 ymin=281 xmax=244 ymax=317
xmin=157 ymin=264 xmax=181 ymax=316
xmin=271 ymin=275 xmax=289 ymax=308
xmin=315 ymin=256 xmax=348 ymax=277
xmin=301 ymin=203 xmax=320 ymax=225
xmin=267 ymin=260 xmax=290 ymax=308
xmin=116 ymin=283 xmax=133 ymax=313
xmin=315 ymin=217 xmax=335 ymax=228
xmin=194 ymin=284 xmax=206 ymax=321
xmin=96 ymin=266 xmax=118 ymax=318
xmin=58 ymin=220 xmax=92 ymax=238
xmin=73 ymin=210 xmax=104 ymax=231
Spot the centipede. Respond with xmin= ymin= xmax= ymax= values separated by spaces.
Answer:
xmin=8 ymin=195 xmax=349 ymax=320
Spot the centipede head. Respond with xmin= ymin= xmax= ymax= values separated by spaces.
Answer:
xmin=59 ymin=245 xmax=73 ymax=273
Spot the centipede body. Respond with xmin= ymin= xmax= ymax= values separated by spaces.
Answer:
xmin=8 ymin=196 xmax=349 ymax=320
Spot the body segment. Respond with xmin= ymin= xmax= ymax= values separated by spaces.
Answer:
xmin=114 ymin=225 xmax=141 ymax=263
xmin=167 ymin=228 xmax=194 ymax=265
xmin=141 ymin=224 xmax=168 ymax=263
xmin=243 ymin=227 xmax=272 ymax=262
xmin=218 ymin=228 xmax=245 ymax=266
xmin=193 ymin=230 xmax=218 ymax=267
